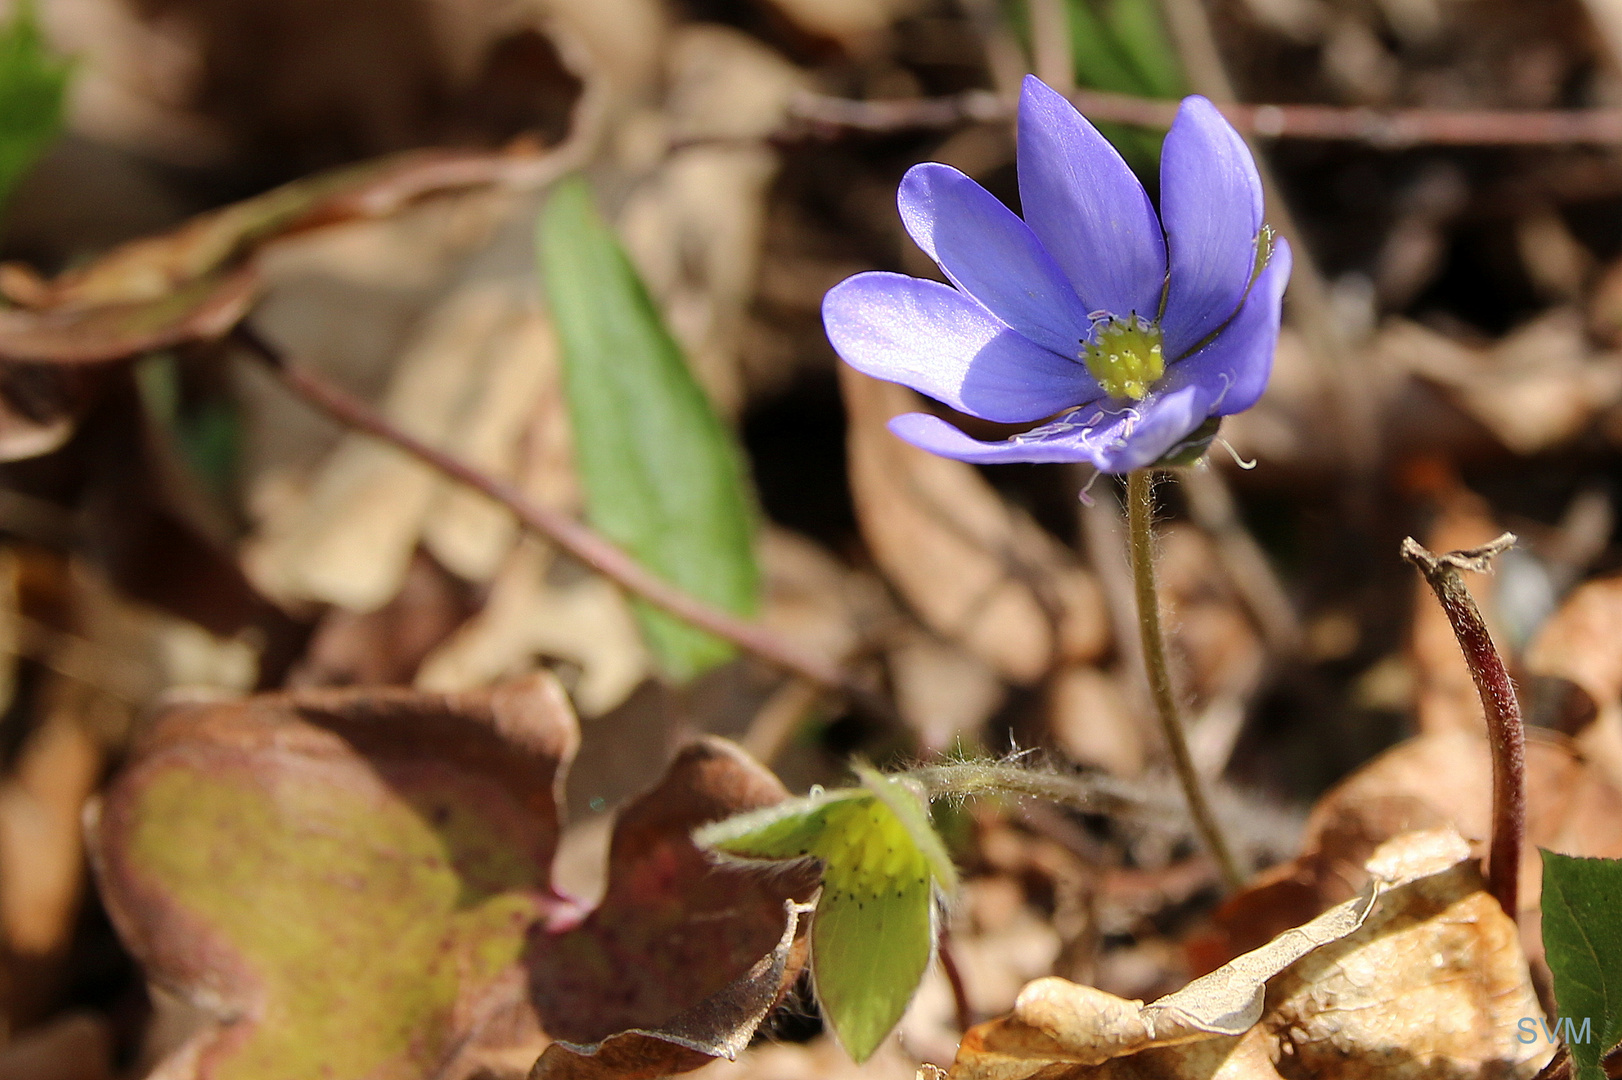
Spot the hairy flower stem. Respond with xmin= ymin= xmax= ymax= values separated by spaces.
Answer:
xmin=1126 ymin=470 xmax=1245 ymax=892
xmin=1401 ymin=533 xmax=1524 ymax=918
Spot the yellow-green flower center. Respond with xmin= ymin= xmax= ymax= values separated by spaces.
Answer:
xmin=1083 ymin=315 xmax=1164 ymax=401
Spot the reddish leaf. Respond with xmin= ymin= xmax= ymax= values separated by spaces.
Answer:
xmin=529 ymin=738 xmax=817 ymax=1044
xmin=89 ymin=677 xmax=580 ymax=1080
xmin=90 ymin=688 xmax=811 ymax=1080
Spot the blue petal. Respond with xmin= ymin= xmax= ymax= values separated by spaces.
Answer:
xmin=890 ymin=382 xmax=1218 ymax=473
xmin=823 ymin=272 xmax=1101 ymax=423
xmin=1163 ymin=238 xmax=1291 ymax=416
xmin=1016 ymin=75 xmax=1165 ymax=321
xmin=898 ymin=163 xmax=1095 ymax=358
xmin=1159 ymin=96 xmax=1265 ymax=359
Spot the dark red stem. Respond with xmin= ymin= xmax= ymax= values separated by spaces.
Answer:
xmin=1401 ymin=533 xmax=1525 ymax=918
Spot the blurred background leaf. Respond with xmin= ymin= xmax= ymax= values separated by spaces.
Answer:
xmin=0 ymin=0 xmax=67 ymax=217
xmin=538 ymin=176 xmax=760 ymax=682
xmin=1004 ymin=0 xmax=1183 ymax=168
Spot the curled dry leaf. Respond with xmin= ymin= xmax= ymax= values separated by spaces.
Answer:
xmin=1192 ymin=730 xmax=1622 ymax=977
xmin=91 ymin=681 xmax=812 ymax=1080
xmin=1526 ymin=572 xmax=1622 ymax=791
xmin=758 ymin=525 xmax=890 ymax=673
xmin=417 ymin=540 xmax=648 ymax=717
xmin=840 ymin=367 xmax=1107 ymax=684
xmin=0 ymin=147 xmax=572 ymax=367
xmin=289 ymin=552 xmax=476 ymax=688
xmin=948 ymin=829 xmax=1548 ymax=1080
xmin=244 ymin=281 xmax=543 ymax=612
xmin=1378 ymin=311 xmax=1622 ymax=455
xmin=530 ymin=901 xmax=806 ymax=1080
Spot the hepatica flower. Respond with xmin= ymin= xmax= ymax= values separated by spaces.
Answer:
xmin=824 ymin=76 xmax=1292 ymax=474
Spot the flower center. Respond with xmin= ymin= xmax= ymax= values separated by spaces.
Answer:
xmin=1083 ymin=315 xmax=1164 ymax=401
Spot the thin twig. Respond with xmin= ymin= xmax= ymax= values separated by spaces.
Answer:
xmin=938 ymin=929 xmax=975 ymax=1035
xmin=1401 ymin=533 xmax=1525 ymax=918
xmin=234 ymin=327 xmax=885 ymax=711
xmin=789 ymin=87 xmax=1622 ymax=147
xmin=1126 ymin=470 xmax=1245 ymax=892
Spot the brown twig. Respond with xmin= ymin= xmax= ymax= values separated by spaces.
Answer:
xmin=233 ymin=327 xmax=883 ymax=711
xmin=788 ymin=87 xmax=1622 ymax=147
xmin=1400 ymin=533 xmax=1525 ymax=918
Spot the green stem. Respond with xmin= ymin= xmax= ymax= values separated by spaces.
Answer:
xmin=1126 ymin=469 xmax=1245 ymax=892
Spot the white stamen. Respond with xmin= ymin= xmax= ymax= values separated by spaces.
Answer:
xmin=1216 ymin=436 xmax=1257 ymax=470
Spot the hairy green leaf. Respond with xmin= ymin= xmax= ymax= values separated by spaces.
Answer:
xmin=1541 ymin=851 xmax=1622 ymax=1080
xmin=0 ymin=0 xmax=68 ymax=215
xmin=537 ymin=176 xmax=759 ymax=681
xmin=697 ymin=765 xmax=957 ymax=1062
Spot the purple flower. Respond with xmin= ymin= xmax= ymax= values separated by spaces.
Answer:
xmin=823 ymin=76 xmax=1292 ymax=474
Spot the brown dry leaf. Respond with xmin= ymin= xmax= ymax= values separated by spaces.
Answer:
xmin=0 ymin=269 xmax=258 ymax=366
xmin=949 ymin=829 xmax=1547 ymax=1080
xmin=415 ymin=540 xmax=648 ymax=717
xmin=244 ymin=279 xmax=536 ymax=611
xmin=0 ymin=541 xmax=259 ymax=977
xmin=752 ymin=0 xmax=926 ymax=48
xmin=1378 ymin=311 xmax=1622 ymax=454
xmin=1525 ymin=571 xmax=1622 ymax=791
xmin=0 ymin=1012 xmax=113 ymax=1080
xmin=1156 ymin=524 xmax=1266 ymax=713
xmin=1221 ymin=327 xmax=1405 ymax=473
xmin=1049 ymin=665 xmax=1145 ymax=776
xmin=758 ymin=526 xmax=889 ymax=674
xmin=0 ymin=687 xmax=102 ymax=958
xmin=1195 ymin=729 xmax=1622 ymax=975
xmin=0 ymin=143 xmax=579 ymax=373
xmin=289 ymin=551 xmax=476 ymax=687
xmin=0 ymin=362 xmax=105 ymax=462
xmin=888 ymin=628 xmax=1007 ymax=752
xmin=841 ymin=367 xmax=1107 ymax=684
xmin=423 ymin=306 xmax=566 ymax=582
xmin=616 ymin=25 xmax=804 ymax=414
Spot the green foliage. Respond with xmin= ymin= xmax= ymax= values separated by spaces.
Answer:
xmin=136 ymin=353 xmax=240 ymax=500
xmin=696 ymin=765 xmax=957 ymax=1062
xmin=537 ymin=176 xmax=760 ymax=681
xmin=1005 ymin=0 xmax=1184 ymax=167
xmin=0 ymin=0 xmax=68 ymax=215
xmin=1540 ymin=851 xmax=1622 ymax=1080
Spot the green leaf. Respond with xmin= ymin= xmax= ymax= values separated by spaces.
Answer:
xmin=0 ymin=0 xmax=69 ymax=216
xmin=1540 ymin=851 xmax=1622 ymax=1080
xmin=999 ymin=0 xmax=1182 ymax=167
xmin=696 ymin=765 xmax=957 ymax=1062
xmin=537 ymin=176 xmax=760 ymax=681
